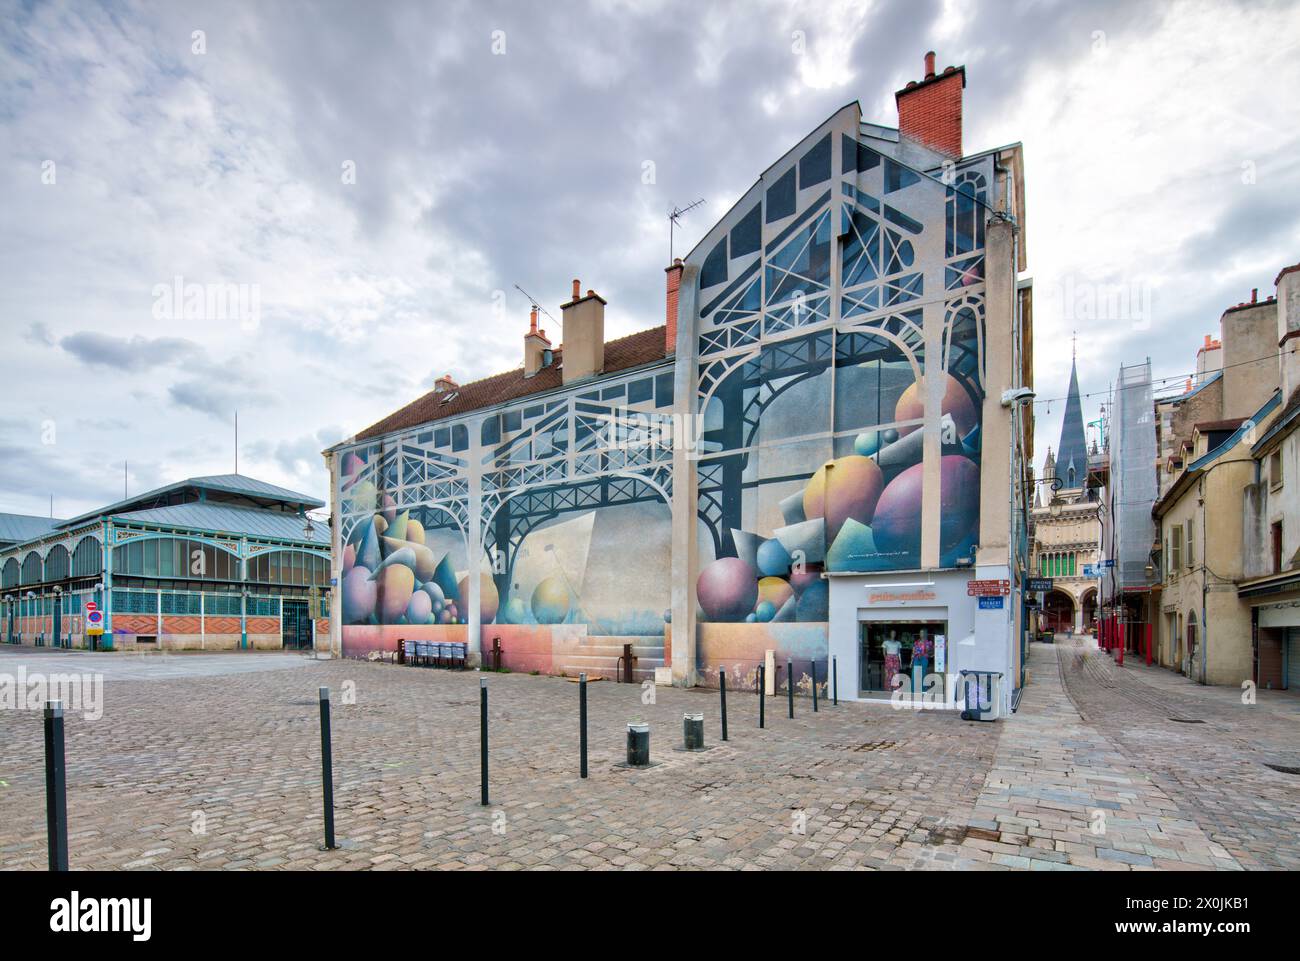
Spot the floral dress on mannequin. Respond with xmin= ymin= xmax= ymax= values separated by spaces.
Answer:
xmin=882 ymin=635 xmax=904 ymax=689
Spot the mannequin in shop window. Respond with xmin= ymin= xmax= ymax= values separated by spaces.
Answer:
xmin=882 ymin=631 xmax=904 ymax=691
xmin=911 ymin=630 xmax=933 ymax=695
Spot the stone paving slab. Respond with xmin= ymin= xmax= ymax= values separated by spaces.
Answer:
xmin=1055 ymin=638 xmax=1300 ymax=871
xmin=0 ymin=641 xmax=1293 ymax=870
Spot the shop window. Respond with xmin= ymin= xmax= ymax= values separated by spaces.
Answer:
xmin=859 ymin=621 xmax=945 ymax=695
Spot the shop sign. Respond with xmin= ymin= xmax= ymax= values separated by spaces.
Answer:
xmin=866 ymin=589 xmax=937 ymax=604
xmin=1026 ymin=577 xmax=1052 ymax=593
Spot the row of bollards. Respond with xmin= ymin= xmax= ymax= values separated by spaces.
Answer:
xmin=41 ymin=655 xmax=844 ymax=862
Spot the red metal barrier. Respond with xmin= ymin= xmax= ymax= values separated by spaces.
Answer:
xmin=1145 ymin=622 xmax=1153 ymax=666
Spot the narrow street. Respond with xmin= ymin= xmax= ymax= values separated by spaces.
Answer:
xmin=1053 ymin=635 xmax=1300 ymax=870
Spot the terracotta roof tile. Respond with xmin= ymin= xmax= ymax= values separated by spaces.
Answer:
xmin=356 ymin=326 xmax=670 ymax=441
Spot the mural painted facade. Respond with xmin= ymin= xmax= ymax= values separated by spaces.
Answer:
xmin=685 ymin=103 xmax=992 ymax=688
xmin=335 ymin=358 xmax=676 ymax=680
xmin=328 ymin=61 xmax=1031 ymax=706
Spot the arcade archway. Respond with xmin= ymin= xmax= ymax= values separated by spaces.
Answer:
xmin=1042 ymin=590 xmax=1076 ymax=633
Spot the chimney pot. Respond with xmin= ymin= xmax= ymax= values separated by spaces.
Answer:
xmin=896 ymin=50 xmax=965 ymax=158
xmin=572 ymin=279 xmax=581 ymax=301
xmin=1251 ymin=288 xmax=1258 ymax=303
xmin=529 ymin=305 xmax=539 ymax=333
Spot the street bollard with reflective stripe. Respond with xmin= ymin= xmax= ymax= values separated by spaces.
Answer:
xmin=787 ymin=659 xmax=794 ymax=719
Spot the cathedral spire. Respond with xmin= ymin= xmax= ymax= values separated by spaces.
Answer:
xmin=1056 ymin=356 xmax=1089 ymax=489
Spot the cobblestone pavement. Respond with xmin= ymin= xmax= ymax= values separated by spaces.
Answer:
xmin=0 ymin=641 xmax=1295 ymax=870
xmin=1054 ymin=636 xmax=1300 ymax=870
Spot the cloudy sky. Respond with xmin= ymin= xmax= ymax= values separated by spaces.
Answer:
xmin=2 ymin=0 xmax=1298 ymax=517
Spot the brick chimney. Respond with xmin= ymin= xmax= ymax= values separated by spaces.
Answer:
xmin=895 ymin=50 xmax=965 ymax=158
xmin=523 ymin=305 xmax=552 ymax=378
xmin=560 ymin=278 xmax=606 ymax=384
xmin=1275 ymin=262 xmax=1300 ymax=400
xmin=664 ymin=258 xmax=683 ymax=355
xmin=434 ymin=373 xmax=458 ymax=393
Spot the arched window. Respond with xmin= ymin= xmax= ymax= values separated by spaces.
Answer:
xmin=21 ymin=551 xmax=42 ymax=585
xmin=113 ymin=537 xmax=238 ymax=581
xmin=71 ymin=537 xmax=102 ymax=578
xmin=246 ymin=550 xmax=329 ymax=586
xmin=2 ymin=557 xmax=19 ymax=589
xmin=44 ymin=545 xmax=69 ymax=581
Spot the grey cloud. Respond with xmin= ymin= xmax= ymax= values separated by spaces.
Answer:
xmin=61 ymin=332 xmax=201 ymax=371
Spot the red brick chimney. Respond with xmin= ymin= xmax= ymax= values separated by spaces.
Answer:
xmin=895 ymin=50 xmax=966 ymax=158
xmin=434 ymin=373 xmax=458 ymax=393
xmin=664 ymin=258 xmax=683 ymax=355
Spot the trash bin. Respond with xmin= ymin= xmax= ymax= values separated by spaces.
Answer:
xmin=959 ymin=670 xmax=1003 ymax=722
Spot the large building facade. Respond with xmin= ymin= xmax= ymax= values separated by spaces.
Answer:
xmin=1 ymin=475 xmax=330 ymax=651
xmin=1030 ymin=357 xmax=1102 ymax=634
xmin=326 ymin=54 xmax=1033 ymax=711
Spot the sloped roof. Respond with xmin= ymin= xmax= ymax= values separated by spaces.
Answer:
xmin=111 ymin=503 xmax=328 ymax=542
xmin=60 ymin=472 xmax=324 ymax=527
xmin=355 ymin=325 xmax=670 ymax=442
xmin=0 ymin=513 xmax=63 ymax=545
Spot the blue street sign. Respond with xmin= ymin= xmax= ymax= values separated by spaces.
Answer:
xmin=978 ymin=596 xmax=1004 ymax=610
xmin=1102 ymin=559 xmax=1114 ymax=568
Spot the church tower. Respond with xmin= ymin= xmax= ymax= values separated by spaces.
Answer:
xmin=1056 ymin=355 xmax=1089 ymax=490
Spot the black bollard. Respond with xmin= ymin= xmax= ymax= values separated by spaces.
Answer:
xmin=318 ymin=686 xmax=337 ymax=850
xmin=833 ymin=655 xmax=838 ymax=706
xmin=627 ymin=722 xmax=650 ymax=766
xmin=719 ymin=667 xmax=729 ymax=742
xmin=812 ymin=658 xmax=819 ymax=712
xmin=758 ymin=664 xmax=765 ymax=729
xmin=44 ymin=700 xmax=68 ymax=871
xmin=480 ymin=678 xmax=489 ymax=805
xmin=787 ymin=659 xmax=794 ymax=719
xmin=579 ymin=672 xmax=588 ymax=779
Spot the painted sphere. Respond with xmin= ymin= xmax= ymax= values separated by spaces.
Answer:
xmin=870 ymin=462 xmax=925 ymax=558
xmin=788 ymin=565 xmax=821 ymax=595
xmin=458 ymin=573 xmax=501 ymax=624
xmin=894 ymin=373 xmax=978 ymax=438
xmin=696 ymin=557 xmax=759 ymax=622
xmin=438 ymin=609 xmax=454 ymax=624
xmin=938 ymin=454 xmax=981 ymax=552
xmin=802 ymin=455 xmax=885 ymax=545
xmin=342 ymin=567 xmax=376 ymax=624
xmin=406 ymin=590 xmax=433 ymax=625
xmin=796 ymin=580 xmax=829 ymax=621
xmin=757 ymin=576 xmax=794 ymax=612
xmin=853 ymin=432 xmax=881 ymax=457
xmin=376 ymin=564 xmax=415 ymax=624
xmin=421 ymin=581 xmax=446 ymax=610
xmin=754 ymin=601 xmax=777 ymax=623
xmin=503 ymin=597 xmax=529 ymax=625
xmin=531 ymin=576 xmax=571 ymax=625
xmin=756 ymin=538 xmax=792 ymax=576
xmin=871 ymin=455 xmax=980 ymax=558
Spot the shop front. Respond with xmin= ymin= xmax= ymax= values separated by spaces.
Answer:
xmin=1249 ymin=596 xmax=1300 ymax=691
xmin=827 ymin=569 xmax=999 ymax=709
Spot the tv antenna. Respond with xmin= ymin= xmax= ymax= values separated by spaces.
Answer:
xmin=669 ymin=199 xmax=706 ymax=262
xmin=513 ymin=284 xmax=559 ymax=327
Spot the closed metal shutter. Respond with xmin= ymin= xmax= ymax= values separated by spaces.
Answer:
xmin=1288 ymin=628 xmax=1300 ymax=691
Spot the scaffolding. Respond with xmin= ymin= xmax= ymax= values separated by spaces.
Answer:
xmin=1104 ymin=361 xmax=1158 ymax=604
